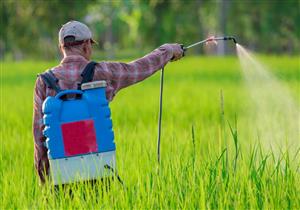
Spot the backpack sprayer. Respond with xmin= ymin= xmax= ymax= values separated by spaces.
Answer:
xmin=41 ymin=63 xmax=121 ymax=185
xmin=157 ymin=36 xmax=237 ymax=164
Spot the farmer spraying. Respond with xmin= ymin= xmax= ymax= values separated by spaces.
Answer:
xmin=32 ymin=20 xmax=184 ymax=184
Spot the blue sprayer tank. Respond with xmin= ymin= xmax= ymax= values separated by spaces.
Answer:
xmin=42 ymin=81 xmax=116 ymax=184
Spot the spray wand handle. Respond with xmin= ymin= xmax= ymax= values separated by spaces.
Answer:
xmin=170 ymin=44 xmax=186 ymax=61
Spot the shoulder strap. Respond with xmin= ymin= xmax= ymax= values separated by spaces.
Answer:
xmin=78 ymin=61 xmax=97 ymax=90
xmin=39 ymin=70 xmax=61 ymax=93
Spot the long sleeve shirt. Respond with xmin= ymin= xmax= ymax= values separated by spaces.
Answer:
xmin=33 ymin=44 xmax=181 ymax=183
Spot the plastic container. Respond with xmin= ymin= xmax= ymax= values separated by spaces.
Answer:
xmin=42 ymin=81 xmax=116 ymax=184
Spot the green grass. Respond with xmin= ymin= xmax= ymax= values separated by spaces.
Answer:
xmin=1 ymin=56 xmax=299 ymax=209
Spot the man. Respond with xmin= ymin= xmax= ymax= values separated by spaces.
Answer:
xmin=33 ymin=20 xmax=184 ymax=184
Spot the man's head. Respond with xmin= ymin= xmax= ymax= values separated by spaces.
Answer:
xmin=59 ymin=21 xmax=96 ymax=60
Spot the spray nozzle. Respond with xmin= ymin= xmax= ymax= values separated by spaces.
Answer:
xmin=224 ymin=36 xmax=237 ymax=44
xmin=214 ymin=36 xmax=237 ymax=44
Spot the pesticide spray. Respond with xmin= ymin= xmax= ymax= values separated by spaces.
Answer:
xmin=236 ymin=44 xmax=300 ymax=157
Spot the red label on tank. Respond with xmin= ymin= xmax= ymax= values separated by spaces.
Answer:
xmin=61 ymin=120 xmax=98 ymax=156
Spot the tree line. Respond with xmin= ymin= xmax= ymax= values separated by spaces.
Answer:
xmin=1 ymin=0 xmax=299 ymax=60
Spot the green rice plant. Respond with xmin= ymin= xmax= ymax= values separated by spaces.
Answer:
xmin=1 ymin=56 xmax=299 ymax=209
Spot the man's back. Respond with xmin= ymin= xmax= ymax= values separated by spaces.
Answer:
xmin=36 ymin=55 xmax=114 ymax=100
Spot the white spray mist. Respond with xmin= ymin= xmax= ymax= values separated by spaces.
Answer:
xmin=236 ymin=44 xmax=300 ymax=156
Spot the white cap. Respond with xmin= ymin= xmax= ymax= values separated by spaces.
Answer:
xmin=59 ymin=20 xmax=96 ymax=45
xmin=81 ymin=81 xmax=107 ymax=90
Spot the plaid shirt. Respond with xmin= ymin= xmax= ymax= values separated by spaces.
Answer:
xmin=33 ymin=44 xmax=181 ymax=183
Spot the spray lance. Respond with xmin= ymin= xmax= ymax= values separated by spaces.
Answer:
xmin=157 ymin=36 xmax=237 ymax=164
xmin=183 ymin=36 xmax=237 ymax=51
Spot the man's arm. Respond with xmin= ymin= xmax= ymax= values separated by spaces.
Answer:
xmin=32 ymin=77 xmax=49 ymax=184
xmin=94 ymin=44 xmax=183 ymax=100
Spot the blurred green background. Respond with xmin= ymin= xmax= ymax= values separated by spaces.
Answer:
xmin=1 ymin=0 xmax=299 ymax=60
xmin=1 ymin=1 xmax=300 ymax=208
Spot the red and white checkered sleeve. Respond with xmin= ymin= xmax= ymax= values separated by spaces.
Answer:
xmin=32 ymin=77 xmax=49 ymax=183
xmin=97 ymin=44 xmax=181 ymax=99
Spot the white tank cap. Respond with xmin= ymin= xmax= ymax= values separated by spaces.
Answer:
xmin=81 ymin=81 xmax=107 ymax=90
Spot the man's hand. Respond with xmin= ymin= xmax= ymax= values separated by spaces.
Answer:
xmin=167 ymin=43 xmax=185 ymax=62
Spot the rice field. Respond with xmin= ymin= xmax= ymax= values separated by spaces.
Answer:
xmin=1 ymin=56 xmax=299 ymax=209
